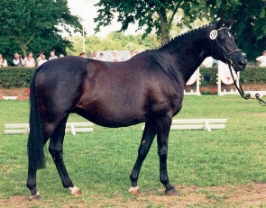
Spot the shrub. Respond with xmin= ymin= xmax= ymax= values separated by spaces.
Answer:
xmin=240 ymin=67 xmax=266 ymax=84
xmin=200 ymin=67 xmax=218 ymax=86
xmin=0 ymin=66 xmax=266 ymax=89
xmin=200 ymin=66 xmax=266 ymax=86
xmin=0 ymin=67 xmax=35 ymax=88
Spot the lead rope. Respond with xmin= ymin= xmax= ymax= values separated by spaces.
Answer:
xmin=255 ymin=93 xmax=266 ymax=105
xmin=228 ymin=64 xmax=266 ymax=105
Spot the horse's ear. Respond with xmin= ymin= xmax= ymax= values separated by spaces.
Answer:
xmin=224 ymin=19 xmax=235 ymax=28
xmin=216 ymin=19 xmax=235 ymax=29
xmin=216 ymin=19 xmax=224 ymax=28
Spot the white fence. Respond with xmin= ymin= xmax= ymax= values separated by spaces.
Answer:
xmin=171 ymin=119 xmax=227 ymax=132
xmin=141 ymin=118 xmax=227 ymax=132
xmin=4 ymin=122 xmax=94 ymax=136
xmin=184 ymin=68 xmax=201 ymax=96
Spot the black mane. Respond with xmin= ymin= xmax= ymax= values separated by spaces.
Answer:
xmin=135 ymin=24 xmax=215 ymax=82
xmin=159 ymin=23 xmax=214 ymax=51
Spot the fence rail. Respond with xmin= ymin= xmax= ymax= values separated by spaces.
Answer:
xmin=4 ymin=122 xmax=94 ymax=135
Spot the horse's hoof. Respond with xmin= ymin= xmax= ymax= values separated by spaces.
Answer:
xmin=69 ymin=186 xmax=81 ymax=196
xmin=29 ymin=192 xmax=41 ymax=200
xmin=128 ymin=186 xmax=140 ymax=195
xmin=165 ymin=187 xmax=178 ymax=196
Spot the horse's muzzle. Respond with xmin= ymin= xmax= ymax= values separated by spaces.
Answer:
xmin=230 ymin=52 xmax=247 ymax=72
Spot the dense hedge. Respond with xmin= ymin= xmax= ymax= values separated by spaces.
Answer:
xmin=239 ymin=67 xmax=266 ymax=84
xmin=0 ymin=67 xmax=35 ymax=88
xmin=200 ymin=66 xmax=266 ymax=86
xmin=0 ymin=66 xmax=266 ymax=88
xmin=200 ymin=67 xmax=218 ymax=86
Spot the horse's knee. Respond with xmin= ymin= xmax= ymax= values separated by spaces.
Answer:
xmin=49 ymin=145 xmax=61 ymax=154
xmin=158 ymin=146 xmax=168 ymax=158
xmin=48 ymin=146 xmax=56 ymax=155
xmin=138 ymin=146 xmax=148 ymax=157
xmin=48 ymin=144 xmax=62 ymax=159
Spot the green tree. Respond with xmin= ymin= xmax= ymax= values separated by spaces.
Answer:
xmin=68 ymin=32 xmax=159 ymax=55
xmin=94 ymin=0 xmax=204 ymax=45
xmin=206 ymin=0 xmax=266 ymax=60
xmin=0 ymin=0 xmax=81 ymax=61
xmin=94 ymin=0 xmax=265 ymax=60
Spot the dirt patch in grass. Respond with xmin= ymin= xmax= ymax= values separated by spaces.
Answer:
xmin=94 ymin=184 xmax=266 ymax=207
xmin=0 ymin=195 xmax=43 ymax=208
xmin=2 ymin=183 xmax=266 ymax=208
xmin=223 ymin=183 xmax=266 ymax=207
xmin=0 ymin=195 xmax=86 ymax=208
xmin=251 ymin=113 xmax=266 ymax=118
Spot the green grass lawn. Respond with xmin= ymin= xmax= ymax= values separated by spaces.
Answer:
xmin=1 ymin=95 xmax=266 ymax=207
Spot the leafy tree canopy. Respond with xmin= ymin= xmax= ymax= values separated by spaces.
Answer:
xmin=68 ymin=32 xmax=159 ymax=55
xmin=95 ymin=0 xmax=205 ymax=45
xmin=0 ymin=0 xmax=81 ymax=61
xmin=94 ymin=0 xmax=266 ymax=60
xmin=206 ymin=0 xmax=266 ymax=60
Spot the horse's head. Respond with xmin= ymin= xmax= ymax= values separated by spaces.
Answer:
xmin=208 ymin=20 xmax=247 ymax=72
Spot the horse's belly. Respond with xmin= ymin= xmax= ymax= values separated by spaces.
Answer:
xmin=74 ymin=102 xmax=146 ymax=128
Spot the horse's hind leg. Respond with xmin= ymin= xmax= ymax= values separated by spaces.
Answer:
xmin=27 ymin=137 xmax=49 ymax=199
xmin=129 ymin=121 xmax=156 ymax=194
xmin=48 ymin=117 xmax=81 ymax=196
xmin=27 ymin=122 xmax=56 ymax=199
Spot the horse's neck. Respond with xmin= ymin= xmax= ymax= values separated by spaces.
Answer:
xmin=179 ymin=48 xmax=208 ymax=82
xmin=160 ymin=34 xmax=210 ymax=83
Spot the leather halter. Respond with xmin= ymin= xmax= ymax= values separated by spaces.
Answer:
xmin=213 ymin=27 xmax=242 ymax=65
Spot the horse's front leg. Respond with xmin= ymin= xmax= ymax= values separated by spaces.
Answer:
xmin=156 ymin=116 xmax=177 ymax=195
xmin=129 ymin=120 xmax=156 ymax=194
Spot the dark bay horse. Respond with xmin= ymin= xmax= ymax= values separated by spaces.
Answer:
xmin=26 ymin=21 xmax=247 ymax=198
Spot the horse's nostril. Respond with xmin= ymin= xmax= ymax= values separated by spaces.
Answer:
xmin=239 ymin=59 xmax=247 ymax=66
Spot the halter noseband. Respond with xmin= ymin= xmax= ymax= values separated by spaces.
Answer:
xmin=225 ymin=49 xmax=243 ymax=66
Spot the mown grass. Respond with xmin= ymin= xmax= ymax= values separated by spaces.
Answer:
xmin=0 ymin=95 xmax=266 ymax=207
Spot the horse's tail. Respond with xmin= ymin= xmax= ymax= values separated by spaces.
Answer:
xmin=27 ymin=71 xmax=46 ymax=169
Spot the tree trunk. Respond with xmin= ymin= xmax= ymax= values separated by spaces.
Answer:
xmin=158 ymin=9 xmax=171 ymax=45
xmin=160 ymin=21 xmax=171 ymax=45
xmin=20 ymin=44 xmax=28 ymax=57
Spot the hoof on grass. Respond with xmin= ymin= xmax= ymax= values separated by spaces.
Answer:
xmin=165 ymin=187 xmax=178 ymax=196
xmin=29 ymin=192 xmax=41 ymax=201
xmin=128 ymin=186 xmax=140 ymax=195
xmin=69 ymin=186 xmax=81 ymax=196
